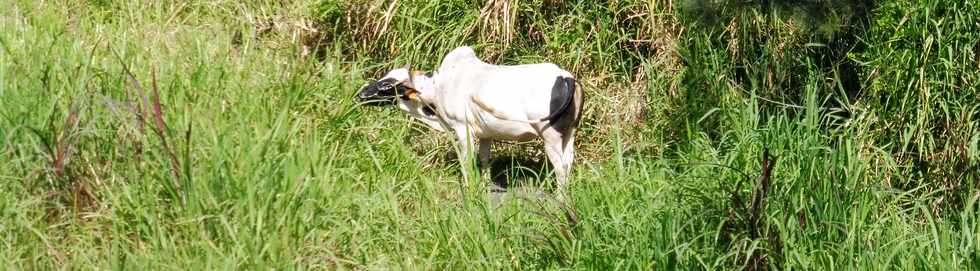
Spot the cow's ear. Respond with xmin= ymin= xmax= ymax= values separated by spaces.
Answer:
xmin=403 ymin=88 xmax=421 ymax=101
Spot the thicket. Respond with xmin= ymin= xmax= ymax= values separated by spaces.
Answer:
xmin=315 ymin=0 xmax=979 ymax=210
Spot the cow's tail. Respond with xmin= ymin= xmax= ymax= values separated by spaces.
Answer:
xmin=472 ymin=76 xmax=577 ymax=124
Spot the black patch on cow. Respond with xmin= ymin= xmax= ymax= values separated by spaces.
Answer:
xmin=547 ymin=77 xmax=574 ymax=119
xmin=357 ymin=78 xmax=411 ymax=106
xmin=374 ymin=78 xmax=402 ymax=96
xmin=422 ymin=104 xmax=437 ymax=116
xmin=547 ymin=77 xmax=572 ymax=115
xmin=547 ymin=77 xmax=583 ymax=135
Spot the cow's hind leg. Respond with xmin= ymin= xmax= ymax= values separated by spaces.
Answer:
xmin=541 ymin=129 xmax=570 ymax=197
xmin=560 ymin=127 xmax=575 ymax=186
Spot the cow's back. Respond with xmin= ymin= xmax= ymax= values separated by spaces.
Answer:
xmin=434 ymin=47 xmax=576 ymax=139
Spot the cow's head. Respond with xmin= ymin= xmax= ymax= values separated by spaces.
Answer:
xmin=356 ymin=67 xmax=447 ymax=132
xmin=357 ymin=67 xmax=420 ymax=105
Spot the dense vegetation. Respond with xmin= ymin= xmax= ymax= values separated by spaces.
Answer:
xmin=1 ymin=0 xmax=978 ymax=269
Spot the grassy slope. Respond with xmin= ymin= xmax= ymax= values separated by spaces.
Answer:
xmin=1 ymin=0 xmax=978 ymax=269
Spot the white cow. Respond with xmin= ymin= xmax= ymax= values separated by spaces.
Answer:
xmin=357 ymin=46 xmax=584 ymax=195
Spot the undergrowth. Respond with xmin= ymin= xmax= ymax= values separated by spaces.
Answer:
xmin=1 ymin=0 xmax=978 ymax=269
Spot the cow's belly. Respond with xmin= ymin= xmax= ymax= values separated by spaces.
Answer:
xmin=471 ymin=120 xmax=539 ymax=142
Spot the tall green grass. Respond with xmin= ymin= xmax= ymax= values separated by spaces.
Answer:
xmin=1 ymin=0 xmax=978 ymax=269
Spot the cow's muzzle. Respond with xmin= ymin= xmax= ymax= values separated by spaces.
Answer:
xmin=355 ymin=78 xmax=401 ymax=106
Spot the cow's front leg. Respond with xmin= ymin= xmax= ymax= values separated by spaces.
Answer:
xmin=454 ymin=128 xmax=478 ymax=183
